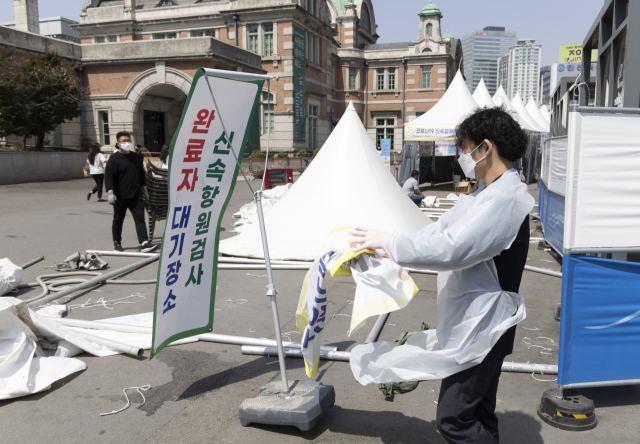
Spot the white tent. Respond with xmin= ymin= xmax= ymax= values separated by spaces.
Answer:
xmin=525 ymin=98 xmax=550 ymax=132
xmin=218 ymin=102 xmax=431 ymax=261
xmin=471 ymin=79 xmax=495 ymax=108
xmin=404 ymin=70 xmax=477 ymax=143
xmin=492 ymin=86 xmax=539 ymax=132
xmin=512 ymin=92 xmax=547 ymax=133
xmin=539 ymin=104 xmax=551 ymax=123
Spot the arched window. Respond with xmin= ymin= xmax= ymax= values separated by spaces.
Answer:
xmin=360 ymin=3 xmax=372 ymax=34
xmin=422 ymin=47 xmax=432 ymax=53
xmin=426 ymin=23 xmax=433 ymax=37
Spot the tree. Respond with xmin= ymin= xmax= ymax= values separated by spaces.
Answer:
xmin=0 ymin=51 xmax=81 ymax=150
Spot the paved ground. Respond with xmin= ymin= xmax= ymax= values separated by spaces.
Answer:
xmin=1 ymin=177 xmax=638 ymax=444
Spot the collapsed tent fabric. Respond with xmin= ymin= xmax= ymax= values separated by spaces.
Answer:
xmin=526 ymin=98 xmax=551 ymax=133
xmin=0 ymin=258 xmax=22 ymax=296
xmin=0 ymin=298 xmax=86 ymax=400
xmin=512 ymin=93 xmax=547 ymax=133
xmin=219 ymin=102 xmax=431 ymax=261
xmin=492 ymin=86 xmax=539 ymax=133
xmin=232 ymin=184 xmax=292 ymax=233
xmin=471 ymin=79 xmax=495 ymax=109
xmin=404 ymin=70 xmax=478 ymax=142
xmin=539 ymin=104 xmax=551 ymax=123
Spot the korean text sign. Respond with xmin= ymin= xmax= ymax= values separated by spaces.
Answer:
xmin=151 ymin=69 xmax=265 ymax=357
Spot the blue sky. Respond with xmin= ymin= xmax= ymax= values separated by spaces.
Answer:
xmin=1 ymin=0 xmax=605 ymax=66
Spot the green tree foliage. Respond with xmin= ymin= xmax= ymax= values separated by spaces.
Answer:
xmin=251 ymin=149 xmax=266 ymax=159
xmin=0 ymin=51 xmax=81 ymax=150
xmin=275 ymin=151 xmax=288 ymax=159
xmin=296 ymin=149 xmax=307 ymax=158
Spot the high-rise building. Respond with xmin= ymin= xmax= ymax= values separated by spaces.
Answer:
xmin=496 ymin=39 xmax=542 ymax=101
xmin=461 ymin=26 xmax=517 ymax=96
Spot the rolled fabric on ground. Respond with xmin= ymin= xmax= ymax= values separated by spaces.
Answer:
xmin=70 ymin=330 xmax=143 ymax=357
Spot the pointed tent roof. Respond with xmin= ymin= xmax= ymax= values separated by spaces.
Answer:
xmin=492 ymin=86 xmax=539 ymax=132
xmin=472 ymin=79 xmax=495 ymax=108
xmin=525 ymin=98 xmax=550 ymax=132
xmin=219 ymin=102 xmax=431 ymax=261
xmin=539 ymin=104 xmax=551 ymax=123
xmin=512 ymin=92 xmax=547 ymax=132
xmin=405 ymin=70 xmax=477 ymax=139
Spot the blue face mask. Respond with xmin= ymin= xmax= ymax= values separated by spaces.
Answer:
xmin=458 ymin=141 xmax=492 ymax=179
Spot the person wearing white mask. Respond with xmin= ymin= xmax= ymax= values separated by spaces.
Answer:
xmin=105 ymin=131 xmax=157 ymax=253
xmin=348 ymin=107 xmax=534 ymax=444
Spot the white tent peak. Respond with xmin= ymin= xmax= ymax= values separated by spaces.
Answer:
xmin=525 ymin=97 xmax=550 ymax=132
xmin=512 ymin=92 xmax=547 ymax=133
xmin=492 ymin=87 xmax=537 ymax=132
xmin=406 ymin=70 xmax=477 ymax=130
xmin=472 ymin=79 xmax=495 ymax=108
xmin=219 ymin=97 xmax=431 ymax=261
xmin=347 ymin=101 xmax=355 ymax=111
xmin=539 ymin=104 xmax=551 ymax=123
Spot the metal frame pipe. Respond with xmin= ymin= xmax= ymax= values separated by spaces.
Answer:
xmin=365 ymin=313 xmax=389 ymax=344
xmin=242 ymin=345 xmax=350 ymax=362
xmin=242 ymin=346 xmax=555 ymax=375
xmin=20 ymin=256 xmax=44 ymax=269
xmin=524 ymin=265 xmax=562 ymax=278
xmin=556 ymin=378 xmax=640 ymax=399
xmin=72 ymin=329 xmax=144 ymax=357
xmin=86 ymin=250 xmax=158 ymax=258
xmin=27 ymin=256 xmax=159 ymax=307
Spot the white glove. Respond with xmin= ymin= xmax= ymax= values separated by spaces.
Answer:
xmin=348 ymin=227 xmax=386 ymax=253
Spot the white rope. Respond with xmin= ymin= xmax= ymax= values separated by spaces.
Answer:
xmin=65 ymin=292 xmax=150 ymax=311
xmin=100 ymin=385 xmax=151 ymax=416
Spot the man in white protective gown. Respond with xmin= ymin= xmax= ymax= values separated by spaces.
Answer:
xmin=348 ymin=107 xmax=535 ymax=444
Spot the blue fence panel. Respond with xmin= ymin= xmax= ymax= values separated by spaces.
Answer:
xmin=558 ymin=255 xmax=640 ymax=385
xmin=544 ymin=189 xmax=564 ymax=253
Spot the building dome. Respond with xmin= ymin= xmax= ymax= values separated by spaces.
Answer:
xmin=332 ymin=0 xmax=353 ymax=11
xmin=419 ymin=1 xmax=443 ymax=18
xmin=442 ymin=29 xmax=453 ymax=39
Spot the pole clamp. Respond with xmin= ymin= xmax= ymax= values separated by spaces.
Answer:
xmin=266 ymin=283 xmax=278 ymax=297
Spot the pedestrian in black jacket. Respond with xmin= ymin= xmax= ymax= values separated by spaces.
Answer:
xmin=105 ymin=131 xmax=158 ymax=252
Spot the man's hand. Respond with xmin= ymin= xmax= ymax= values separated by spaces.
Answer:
xmin=348 ymin=227 xmax=386 ymax=253
xmin=107 ymin=193 xmax=117 ymax=205
xmin=142 ymin=190 xmax=149 ymax=202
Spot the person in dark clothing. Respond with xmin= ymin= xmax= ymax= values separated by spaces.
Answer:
xmin=105 ymin=131 xmax=157 ymax=253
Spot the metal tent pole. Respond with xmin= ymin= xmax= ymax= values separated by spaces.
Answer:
xmin=255 ymin=190 xmax=290 ymax=394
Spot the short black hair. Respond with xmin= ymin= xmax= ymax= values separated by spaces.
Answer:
xmin=455 ymin=107 xmax=528 ymax=162
xmin=411 ymin=170 xmax=419 ymax=177
xmin=116 ymin=131 xmax=131 ymax=142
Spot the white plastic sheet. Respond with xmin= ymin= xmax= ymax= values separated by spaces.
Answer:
xmin=232 ymin=184 xmax=292 ymax=233
xmin=549 ymin=137 xmax=568 ymax=196
xmin=351 ymin=170 xmax=533 ymax=384
xmin=0 ymin=298 xmax=86 ymax=400
xmin=564 ymin=111 xmax=640 ymax=252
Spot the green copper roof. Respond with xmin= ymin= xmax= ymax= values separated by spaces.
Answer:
xmin=332 ymin=0 xmax=353 ymax=11
xmin=442 ymin=29 xmax=453 ymax=39
xmin=419 ymin=0 xmax=443 ymax=18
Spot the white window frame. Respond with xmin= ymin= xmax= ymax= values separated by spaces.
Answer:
xmin=374 ymin=67 xmax=398 ymax=91
xmin=261 ymin=89 xmax=276 ymax=135
xmin=190 ymin=29 xmax=216 ymax=38
xmin=307 ymin=101 xmax=320 ymax=150
xmin=152 ymin=32 xmax=178 ymax=40
xmin=94 ymin=35 xmax=119 ymax=44
xmin=348 ymin=67 xmax=360 ymax=91
xmin=263 ymin=22 xmax=274 ymax=57
xmin=247 ymin=24 xmax=259 ymax=54
xmin=422 ymin=65 xmax=432 ymax=89
xmin=97 ymin=110 xmax=112 ymax=147
xmin=375 ymin=117 xmax=396 ymax=150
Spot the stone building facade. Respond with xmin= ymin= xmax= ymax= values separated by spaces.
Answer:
xmin=74 ymin=0 xmax=462 ymax=153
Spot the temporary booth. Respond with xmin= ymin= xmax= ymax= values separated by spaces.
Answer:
xmin=472 ymin=79 xmax=495 ymax=109
xmin=552 ymin=106 xmax=640 ymax=415
xmin=538 ymin=135 xmax=567 ymax=254
xmin=402 ymin=70 xmax=477 ymax=186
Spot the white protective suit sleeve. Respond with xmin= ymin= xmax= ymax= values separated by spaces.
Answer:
xmin=386 ymin=171 xmax=534 ymax=272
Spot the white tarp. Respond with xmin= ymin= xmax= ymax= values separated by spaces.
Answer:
xmin=219 ymin=102 xmax=431 ymax=261
xmin=549 ymin=137 xmax=568 ymax=196
xmin=539 ymin=105 xmax=551 ymax=123
xmin=564 ymin=111 xmax=640 ymax=252
xmin=492 ymin=86 xmax=539 ymax=133
xmin=404 ymin=70 xmax=478 ymax=141
xmin=542 ymin=138 xmax=552 ymax=187
xmin=511 ymin=93 xmax=547 ymax=133
xmin=471 ymin=79 xmax=495 ymax=108
xmin=232 ymin=184 xmax=292 ymax=233
xmin=526 ymin=98 xmax=551 ymax=133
